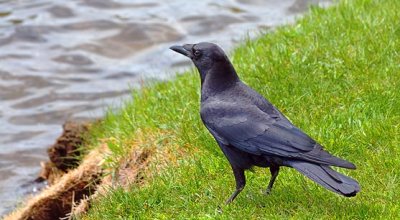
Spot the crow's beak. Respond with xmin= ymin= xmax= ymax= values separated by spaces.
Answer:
xmin=169 ymin=44 xmax=194 ymax=58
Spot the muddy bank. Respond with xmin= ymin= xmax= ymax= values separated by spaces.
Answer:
xmin=5 ymin=146 xmax=105 ymax=220
xmin=37 ymin=121 xmax=91 ymax=185
xmin=48 ymin=122 xmax=89 ymax=169
xmin=4 ymin=125 xmax=167 ymax=220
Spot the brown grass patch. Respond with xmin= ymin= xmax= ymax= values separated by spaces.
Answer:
xmin=4 ymin=144 xmax=108 ymax=220
xmin=5 ymin=128 xmax=188 ymax=220
xmin=74 ymin=129 xmax=188 ymax=218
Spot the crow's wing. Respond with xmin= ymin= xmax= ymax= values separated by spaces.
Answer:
xmin=201 ymin=102 xmax=355 ymax=168
xmin=201 ymin=102 xmax=316 ymax=156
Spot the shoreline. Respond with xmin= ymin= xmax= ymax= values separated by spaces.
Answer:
xmin=4 ymin=0 xmax=400 ymax=218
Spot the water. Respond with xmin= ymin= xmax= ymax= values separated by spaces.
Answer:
xmin=0 ymin=0 xmax=331 ymax=216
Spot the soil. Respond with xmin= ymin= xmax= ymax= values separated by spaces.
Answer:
xmin=4 ymin=145 xmax=106 ymax=220
xmin=4 ymin=125 xmax=157 ymax=220
xmin=47 ymin=121 xmax=90 ymax=171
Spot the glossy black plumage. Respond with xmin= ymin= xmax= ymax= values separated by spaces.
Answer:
xmin=170 ymin=42 xmax=360 ymax=204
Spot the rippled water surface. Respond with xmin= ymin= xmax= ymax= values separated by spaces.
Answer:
xmin=0 ymin=0 xmax=331 ymax=215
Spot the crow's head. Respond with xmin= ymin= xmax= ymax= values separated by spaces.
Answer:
xmin=170 ymin=42 xmax=228 ymax=74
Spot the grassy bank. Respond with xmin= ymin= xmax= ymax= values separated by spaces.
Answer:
xmin=82 ymin=0 xmax=400 ymax=218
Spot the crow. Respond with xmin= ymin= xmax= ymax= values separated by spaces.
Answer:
xmin=170 ymin=42 xmax=360 ymax=204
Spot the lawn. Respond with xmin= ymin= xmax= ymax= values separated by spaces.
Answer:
xmin=82 ymin=0 xmax=400 ymax=219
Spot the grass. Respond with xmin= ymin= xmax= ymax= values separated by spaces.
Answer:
xmin=81 ymin=0 xmax=400 ymax=219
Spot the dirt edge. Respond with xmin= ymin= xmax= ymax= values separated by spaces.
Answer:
xmin=4 ymin=144 xmax=107 ymax=220
xmin=4 ymin=126 xmax=173 ymax=220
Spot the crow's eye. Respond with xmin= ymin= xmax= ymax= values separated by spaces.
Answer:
xmin=194 ymin=50 xmax=201 ymax=57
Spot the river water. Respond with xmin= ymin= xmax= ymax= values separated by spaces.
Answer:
xmin=0 ymin=0 xmax=331 ymax=216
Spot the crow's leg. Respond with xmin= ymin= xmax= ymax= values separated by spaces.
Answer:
xmin=225 ymin=167 xmax=246 ymax=204
xmin=265 ymin=165 xmax=280 ymax=194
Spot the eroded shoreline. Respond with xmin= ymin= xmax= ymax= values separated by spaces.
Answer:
xmin=4 ymin=122 xmax=178 ymax=220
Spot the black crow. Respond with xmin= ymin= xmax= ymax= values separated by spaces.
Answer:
xmin=170 ymin=42 xmax=360 ymax=204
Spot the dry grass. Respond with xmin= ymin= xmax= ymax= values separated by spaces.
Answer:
xmin=4 ymin=145 xmax=107 ymax=220
xmin=4 ymin=129 xmax=187 ymax=220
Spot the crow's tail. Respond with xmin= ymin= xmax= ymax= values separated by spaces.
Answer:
xmin=288 ymin=161 xmax=360 ymax=197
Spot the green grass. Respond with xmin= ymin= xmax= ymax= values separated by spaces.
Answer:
xmin=82 ymin=0 xmax=400 ymax=219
